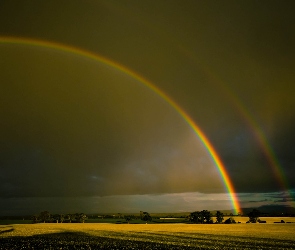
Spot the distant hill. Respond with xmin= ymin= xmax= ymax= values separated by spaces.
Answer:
xmin=239 ymin=205 xmax=295 ymax=216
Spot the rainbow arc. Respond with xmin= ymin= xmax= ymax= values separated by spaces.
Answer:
xmin=0 ymin=36 xmax=241 ymax=214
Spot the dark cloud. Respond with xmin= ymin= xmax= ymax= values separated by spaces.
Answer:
xmin=265 ymin=191 xmax=295 ymax=197
xmin=0 ymin=193 xmax=238 ymax=216
xmin=0 ymin=45 xmax=224 ymax=198
xmin=248 ymin=199 xmax=269 ymax=203
xmin=0 ymin=0 xmax=295 ymax=213
xmin=274 ymin=198 xmax=295 ymax=203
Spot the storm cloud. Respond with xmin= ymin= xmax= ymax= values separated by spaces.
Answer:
xmin=0 ymin=0 xmax=295 ymax=214
xmin=0 ymin=46 xmax=224 ymax=198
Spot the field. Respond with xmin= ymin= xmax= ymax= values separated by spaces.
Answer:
xmin=222 ymin=216 xmax=295 ymax=223
xmin=1 ymin=216 xmax=295 ymax=225
xmin=1 ymin=223 xmax=295 ymax=249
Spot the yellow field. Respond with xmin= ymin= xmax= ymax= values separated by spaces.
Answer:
xmin=224 ymin=216 xmax=295 ymax=223
xmin=1 ymin=222 xmax=295 ymax=240
xmin=1 ymin=222 xmax=295 ymax=249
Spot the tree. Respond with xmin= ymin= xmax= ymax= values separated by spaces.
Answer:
xmin=32 ymin=214 xmax=39 ymax=223
xmin=58 ymin=214 xmax=65 ymax=223
xmin=66 ymin=214 xmax=76 ymax=223
xmin=189 ymin=211 xmax=202 ymax=223
xmin=39 ymin=211 xmax=50 ymax=223
xmin=141 ymin=212 xmax=152 ymax=223
xmin=52 ymin=214 xmax=60 ymax=223
xmin=248 ymin=209 xmax=260 ymax=223
xmin=202 ymin=210 xmax=213 ymax=224
xmin=76 ymin=213 xmax=87 ymax=223
xmin=189 ymin=210 xmax=212 ymax=224
xmin=125 ymin=216 xmax=132 ymax=224
xmin=216 ymin=211 xmax=224 ymax=224
xmin=224 ymin=217 xmax=236 ymax=224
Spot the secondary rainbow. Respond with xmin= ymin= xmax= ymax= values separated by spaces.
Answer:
xmin=198 ymin=63 xmax=292 ymax=201
xmin=182 ymin=50 xmax=293 ymax=202
xmin=0 ymin=36 xmax=241 ymax=214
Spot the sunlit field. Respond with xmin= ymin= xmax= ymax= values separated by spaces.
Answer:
xmin=223 ymin=216 xmax=295 ymax=224
xmin=1 ymin=223 xmax=295 ymax=249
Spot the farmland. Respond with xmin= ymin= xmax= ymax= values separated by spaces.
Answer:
xmin=1 ymin=223 xmax=295 ymax=249
xmin=2 ymin=216 xmax=295 ymax=225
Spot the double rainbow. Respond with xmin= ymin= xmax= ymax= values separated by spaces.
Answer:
xmin=197 ymin=64 xmax=293 ymax=202
xmin=0 ymin=36 xmax=241 ymax=214
xmin=183 ymin=50 xmax=293 ymax=203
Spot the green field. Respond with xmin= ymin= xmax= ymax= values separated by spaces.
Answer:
xmin=87 ymin=218 xmax=187 ymax=224
xmin=0 ymin=220 xmax=32 ymax=225
xmin=1 ymin=223 xmax=295 ymax=249
xmin=1 ymin=216 xmax=294 ymax=225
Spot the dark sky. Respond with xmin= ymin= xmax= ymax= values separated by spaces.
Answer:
xmin=0 ymin=0 xmax=295 ymax=215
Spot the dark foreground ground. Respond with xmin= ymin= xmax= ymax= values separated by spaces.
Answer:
xmin=1 ymin=231 xmax=295 ymax=250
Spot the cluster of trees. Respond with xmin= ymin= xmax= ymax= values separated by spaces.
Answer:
xmin=189 ymin=210 xmax=237 ymax=224
xmin=189 ymin=210 xmax=214 ymax=224
xmin=32 ymin=211 xmax=87 ymax=223
xmin=189 ymin=209 xmax=262 ymax=224
xmin=140 ymin=211 xmax=152 ymax=223
xmin=216 ymin=211 xmax=224 ymax=223
xmin=31 ymin=209 xmax=262 ymax=224
xmin=247 ymin=209 xmax=260 ymax=223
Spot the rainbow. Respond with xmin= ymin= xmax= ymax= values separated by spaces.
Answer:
xmin=182 ymin=50 xmax=293 ymax=202
xmin=224 ymin=86 xmax=290 ymax=190
xmin=219 ymin=82 xmax=293 ymax=201
xmin=199 ymin=66 xmax=292 ymax=200
xmin=0 ymin=36 xmax=241 ymax=213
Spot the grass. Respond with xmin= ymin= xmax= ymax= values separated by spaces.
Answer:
xmin=223 ymin=216 xmax=295 ymax=223
xmin=87 ymin=218 xmax=187 ymax=224
xmin=2 ymin=216 xmax=295 ymax=225
xmin=1 ymin=223 xmax=295 ymax=249
xmin=0 ymin=220 xmax=32 ymax=225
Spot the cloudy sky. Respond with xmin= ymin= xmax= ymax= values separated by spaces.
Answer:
xmin=0 ymin=0 xmax=295 ymax=215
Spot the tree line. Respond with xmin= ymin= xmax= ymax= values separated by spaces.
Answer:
xmin=31 ymin=209 xmax=261 ymax=224
xmin=189 ymin=210 xmax=229 ymax=224
xmin=32 ymin=211 xmax=87 ymax=223
xmin=189 ymin=209 xmax=261 ymax=224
